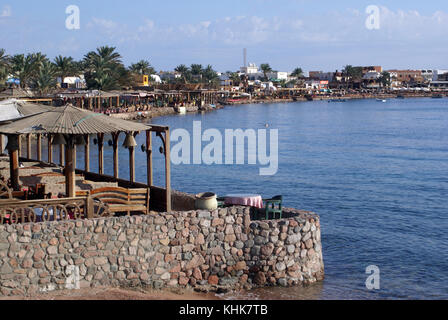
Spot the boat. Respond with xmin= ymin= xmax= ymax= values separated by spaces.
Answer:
xmin=175 ymin=106 xmax=187 ymax=114
xmin=328 ymin=99 xmax=347 ymax=103
xmin=396 ymin=95 xmax=405 ymax=99
xmin=376 ymin=99 xmax=387 ymax=103
xmin=304 ymin=94 xmax=313 ymax=101
xmin=432 ymin=94 xmax=443 ymax=99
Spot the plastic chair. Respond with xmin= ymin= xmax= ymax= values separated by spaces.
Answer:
xmin=262 ymin=195 xmax=283 ymax=220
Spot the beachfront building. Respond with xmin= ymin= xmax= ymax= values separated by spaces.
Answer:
xmin=58 ymin=76 xmax=86 ymax=89
xmin=240 ymin=63 xmax=259 ymax=75
xmin=387 ymin=70 xmax=424 ymax=87
xmin=159 ymin=71 xmax=182 ymax=83
xmin=308 ymin=71 xmax=334 ymax=82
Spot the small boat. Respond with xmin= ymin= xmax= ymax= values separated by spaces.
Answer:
xmin=176 ymin=106 xmax=187 ymax=114
xmin=432 ymin=94 xmax=443 ymax=99
xmin=396 ymin=95 xmax=405 ymax=99
xmin=376 ymin=99 xmax=387 ymax=103
xmin=328 ymin=99 xmax=346 ymax=103
xmin=304 ymin=94 xmax=313 ymax=101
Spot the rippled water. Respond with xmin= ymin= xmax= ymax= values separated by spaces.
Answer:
xmin=88 ymin=98 xmax=448 ymax=300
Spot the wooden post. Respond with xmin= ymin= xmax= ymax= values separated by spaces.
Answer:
xmin=86 ymin=196 xmax=94 ymax=219
xmin=65 ymin=142 xmax=76 ymax=198
xmin=129 ymin=132 xmax=138 ymax=183
xmin=146 ymin=130 xmax=153 ymax=187
xmin=112 ymin=132 xmax=120 ymax=178
xmin=0 ymin=134 xmax=3 ymax=155
xmin=26 ymin=134 xmax=31 ymax=159
xmin=97 ymin=133 xmax=104 ymax=175
xmin=36 ymin=134 xmax=42 ymax=161
xmin=165 ymin=128 xmax=171 ymax=212
xmin=8 ymin=135 xmax=20 ymax=191
xmin=18 ymin=135 xmax=22 ymax=157
xmin=84 ymin=134 xmax=90 ymax=172
xmin=59 ymin=145 xmax=65 ymax=166
xmin=48 ymin=136 xmax=53 ymax=164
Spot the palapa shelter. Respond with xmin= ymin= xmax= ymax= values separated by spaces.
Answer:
xmin=0 ymin=99 xmax=54 ymax=154
xmin=0 ymin=104 xmax=171 ymax=210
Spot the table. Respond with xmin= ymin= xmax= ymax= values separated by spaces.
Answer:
xmin=224 ymin=194 xmax=264 ymax=209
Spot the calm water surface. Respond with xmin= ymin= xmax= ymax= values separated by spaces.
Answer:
xmin=90 ymin=98 xmax=448 ymax=299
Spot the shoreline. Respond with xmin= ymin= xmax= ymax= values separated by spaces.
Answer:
xmin=110 ymin=92 xmax=444 ymax=121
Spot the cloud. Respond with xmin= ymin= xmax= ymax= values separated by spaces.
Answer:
xmin=1 ymin=5 xmax=11 ymax=17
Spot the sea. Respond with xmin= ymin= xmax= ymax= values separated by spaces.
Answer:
xmin=88 ymin=98 xmax=448 ymax=300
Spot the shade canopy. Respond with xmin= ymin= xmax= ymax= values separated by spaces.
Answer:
xmin=0 ymin=99 xmax=54 ymax=122
xmin=0 ymin=104 xmax=151 ymax=135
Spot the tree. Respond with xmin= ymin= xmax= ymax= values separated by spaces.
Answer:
xmin=291 ymin=67 xmax=304 ymax=78
xmin=342 ymin=65 xmax=363 ymax=88
xmin=230 ymin=72 xmax=241 ymax=86
xmin=260 ymin=63 xmax=272 ymax=81
xmin=33 ymin=61 xmax=57 ymax=95
xmin=379 ymin=71 xmax=391 ymax=88
xmin=174 ymin=64 xmax=190 ymax=84
xmin=0 ymin=49 xmax=10 ymax=87
xmin=83 ymin=46 xmax=125 ymax=90
xmin=53 ymin=55 xmax=77 ymax=83
xmin=202 ymin=65 xmax=218 ymax=83
xmin=11 ymin=54 xmax=39 ymax=88
xmin=129 ymin=60 xmax=155 ymax=75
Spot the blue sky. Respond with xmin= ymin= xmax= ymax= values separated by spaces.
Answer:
xmin=1 ymin=0 xmax=447 ymax=72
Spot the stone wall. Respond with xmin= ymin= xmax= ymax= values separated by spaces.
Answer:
xmin=0 ymin=206 xmax=324 ymax=296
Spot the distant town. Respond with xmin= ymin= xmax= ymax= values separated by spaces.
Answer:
xmin=1 ymin=46 xmax=447 ymax=110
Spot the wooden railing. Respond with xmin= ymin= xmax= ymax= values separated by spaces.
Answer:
xmin=0 ymin=197 xmax=110 ymax=225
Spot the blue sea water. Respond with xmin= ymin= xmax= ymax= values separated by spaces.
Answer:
xmin=91 ymin=98 xmax=448 ymax=300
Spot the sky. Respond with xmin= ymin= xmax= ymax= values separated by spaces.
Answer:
xmin=0 ymin=0 xmax=448 ymax=72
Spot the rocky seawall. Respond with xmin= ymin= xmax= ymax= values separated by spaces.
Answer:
xmin=0 ymin=206 xmax=324 ymax=296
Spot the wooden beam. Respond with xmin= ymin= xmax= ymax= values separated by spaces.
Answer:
xmin=59 ymin=144 xmax=65 ymax=166
xmin=146 ymin=130 xmax=153 ymax=187
xmin=26 ymin=134 xmax=31 ymax=159
xmin=112 ymin=132 xmax=120 ymax=178
xmin=65 ymin=142 xmax=76 ymax=198
xmin=84 ymin=134 xmax=90 ymax=172
xmin=18 ymin=135 xmax=22 ymax=157
xmin=47 ymin=136 xmax=53 ymax=164
xmin=0 ymin=134 xmax=3 ymax=154
xmin=129 ymin=132 xmax=138 ymax=183
xmin=36 ymin=134 xmax=42 ymax=161
xmin=165 ymin=128 xmax=171 ymax=212
xmin=8 ymin=135 xmax=20 ymax=191
xmin=97 ymin=133 xmax=104 ymax=175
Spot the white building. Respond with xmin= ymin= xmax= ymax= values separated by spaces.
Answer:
xmin=240 ymin=63 xmax=259 ymax=74
xmin=267 ymin=71 xmax=288 ymax=81
xmin=59 ymin=76 xmax=86 ymax=89
xmin=363 ymin=71 xmax=381 ymax=80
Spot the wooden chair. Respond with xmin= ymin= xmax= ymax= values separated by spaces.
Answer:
xmin=89 ymin=187 xmax=150 ymax=216
xmin=262 ymin=195 xmax=283 ymax=220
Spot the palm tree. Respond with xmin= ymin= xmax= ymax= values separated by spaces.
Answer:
xmin=379 ymin=71 xmax=391 ymax=88
xmin=10 ymin=54 xmax=38 ymax=88
xmin=260 ymin=63 xmax=272 ymax=81
xmin=0 ymin=49 xmax=10 ymax=87
xmin=129 ymin=60 xmax=155 ymax=75
xmin=229 ymin=72 xmax=241 ymax=86
xmin=33 ymin=61 xmax=57 ymax=95
xmin=53 ymin=55 xmax=77 ymax=84
xmin=190 ymin=64 xmax=203 ymax=83
xmin=202 ymin=65 xmax=218 ymax=83
xmin=174 ymin=64 xmax=190 ymax=84
xmin=291 ymin=67 xmax=304 ymax=78
xmin=83 ymin=46 xmax=124 ymax=90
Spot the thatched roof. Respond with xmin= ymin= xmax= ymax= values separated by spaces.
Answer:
xmin=0 ymin=88 xmax=35 ymax=99
xmin=0 ymin=104 xmax=151 ymax=135
xmin=0 ymin=99 xmax=54 ymax=122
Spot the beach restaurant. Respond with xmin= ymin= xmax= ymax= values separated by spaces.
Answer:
xmin=0 ymin=103 xmax=172 ymax=223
